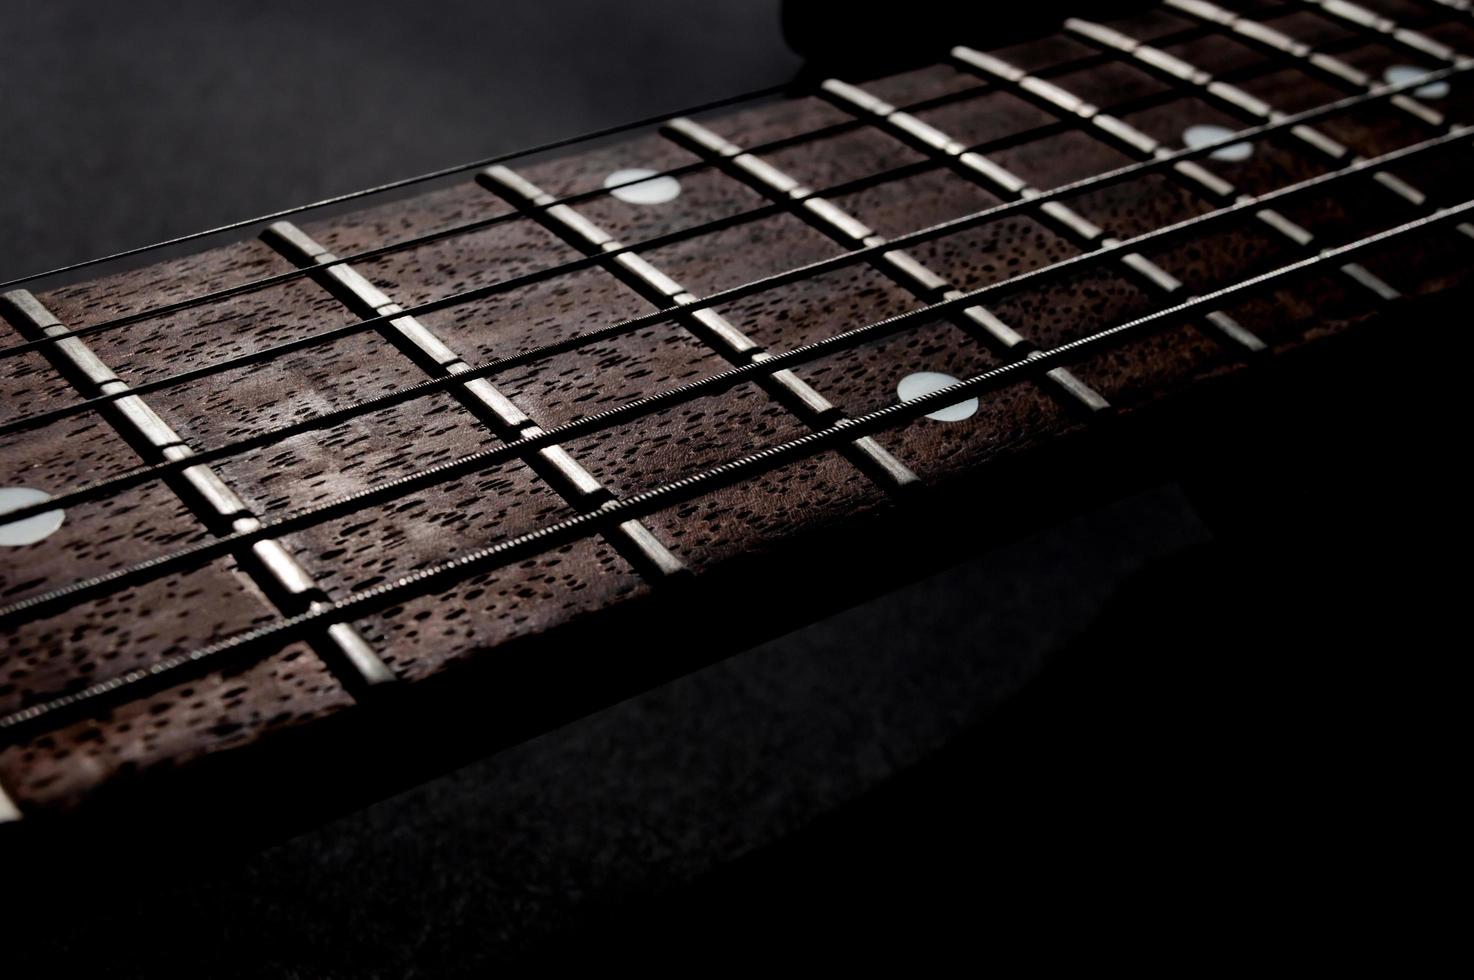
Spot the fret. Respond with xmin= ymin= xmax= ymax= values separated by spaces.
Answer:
xmin=663 ymin=113 xmax=1120 ymax=408
xmin=0 ymin=288 xmax=395 ymax=696
xmin=1050 ymin=27 xmax=1425 ymax=300
xmin=261 ymin=219 xmax=687 ymax=580
xmin=819 ymin=76 xmax=1266 ymax=355
xmin=477 ymin=163 xmax=922 ymax=491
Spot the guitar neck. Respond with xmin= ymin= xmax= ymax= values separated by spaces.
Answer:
xmin=2 ymin=0 xmax=1472 ymax=831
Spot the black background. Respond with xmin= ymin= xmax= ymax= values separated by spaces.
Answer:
xmin=3 ymin=1 xmax=1462 ymax=973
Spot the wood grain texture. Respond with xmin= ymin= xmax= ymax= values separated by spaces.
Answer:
xmin=3 ymin=1 xmax=1473 ymax=826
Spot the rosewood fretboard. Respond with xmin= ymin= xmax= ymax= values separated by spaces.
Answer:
xmin=3 ymin=0 xmax=1473 ymax=830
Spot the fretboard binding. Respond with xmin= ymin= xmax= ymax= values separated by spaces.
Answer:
xmin=0 ymin=290 xmax=395 ymax=696
xmin=477 ymin=164 xmax=921 ymax=492
xmin=662 ymin=115 xmax=1118 ymax=410
xmin=259 ymin=221 xmax=688 ymax=581
xmin=821 ymin=74 xmax=1268 ymax=355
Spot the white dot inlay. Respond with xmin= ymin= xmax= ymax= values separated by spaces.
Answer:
xmin=1384 ymin=65 xmax=1449 ymax=100
xmin=605 ymin=168 xmax=682 ymax=205
xmin=1183 ymin=124 xmax=1253 ymax=162
xmin=897 ymin=371 xmax=979 ymax=422
xmin=0 ymin=486 xmax=65 ymax=546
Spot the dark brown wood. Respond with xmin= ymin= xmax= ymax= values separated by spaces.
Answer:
xmin=2 ymin=1 xmax=1473 ymax=838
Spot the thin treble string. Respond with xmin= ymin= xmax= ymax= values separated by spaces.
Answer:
xmin=3 ymin=124 xmax=1467 ymax=618
xmin=0 ymin=29 xmax=1229 ymax=366
xmin=0 ymin=81 xmax=796 ymax=295
xmin=7 ymin=195 xmax=1470 ymax=736
xmin=1 ymin=57 xmax=1462 ymax=457
xmin=0 ymin=79 xmax=1008 ymax=364
xmin=1 ymin=67 xmax=1468 ymax=531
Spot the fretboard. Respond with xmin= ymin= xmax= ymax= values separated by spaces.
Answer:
xmin=2 ymin=0 xmax=1472 ymax=829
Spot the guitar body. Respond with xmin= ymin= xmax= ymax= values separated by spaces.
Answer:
xmin=2 ymin=0 xmax=1468 ymax=967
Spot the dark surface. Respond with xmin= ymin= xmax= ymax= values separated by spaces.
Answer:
xmin=2 ymin=1 xmax=1460 ymax=973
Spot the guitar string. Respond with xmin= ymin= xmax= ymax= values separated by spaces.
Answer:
xmin=0 ymin=20 xmax=1408 ymax=423
xmin=0 ymin=7 xmax=1383 ymax=365
xmin=0 ymin=55 xmax=1461 ymax=458
xmin=0 ymin=64 xmax=1466 ymax=532
xmin=0 ymin=11 xmax=1275 ymax=313
xmin=2 ymin=123 xmax=1467 ymax=626
xmin=5 ymin=195 xmax=1469 ymax=736
xmin=0 ymin=38 xmax=1152 ymax=365
xmin=0 ymin=81 xmax=803 ymax=295
xmin=36 ymin=5 xmax=1422 ymax=370
xmin=0 ymin=17 xmax=1387 ymax=370
xmin=0 ymin=7 xmax=1463 ymax=657
xmin=19 ymin=0 xmax=1440 ymax=356
xmin=0 ymin=16 xmax=1288 ymax=370
xmin=0 ymin=15 xmax=1226 ymax=321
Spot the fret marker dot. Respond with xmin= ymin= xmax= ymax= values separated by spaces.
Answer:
xmin=1183 ymin=124 xmax=1253 ymax=162
xmin=898 ymin=371 xmax=978 ymax=422
xmin=605 ymin=168 xmax=681 ymax=205
xmin=1384 ymin=65 xmax=1449 ymax=100
xmin=0 ymin=486 xmax=64 ymax=546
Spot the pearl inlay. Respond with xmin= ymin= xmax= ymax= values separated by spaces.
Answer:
xmin=604 ymin=168 xmax=682 ymax=205
xmin=1384 ymin=65 xmax=1450 ymax=100
xmin=1183 ymin=124 xmax=1253 ymax=162
xmin=0 ymin=486 xmax=64 ymax=546
xmin=898 ymin=372 xmax=979 ymax=422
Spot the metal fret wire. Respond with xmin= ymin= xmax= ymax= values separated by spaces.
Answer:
xmin=3 ymin=123 xmax=1468 ymax=629
xmin=0 ymin=63 xmax=1467 ymax=531
xmin=6 ymin=193 xmax=1471 ymax=735
xmin=0 ymin=29 xmax=1228 ymax=367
